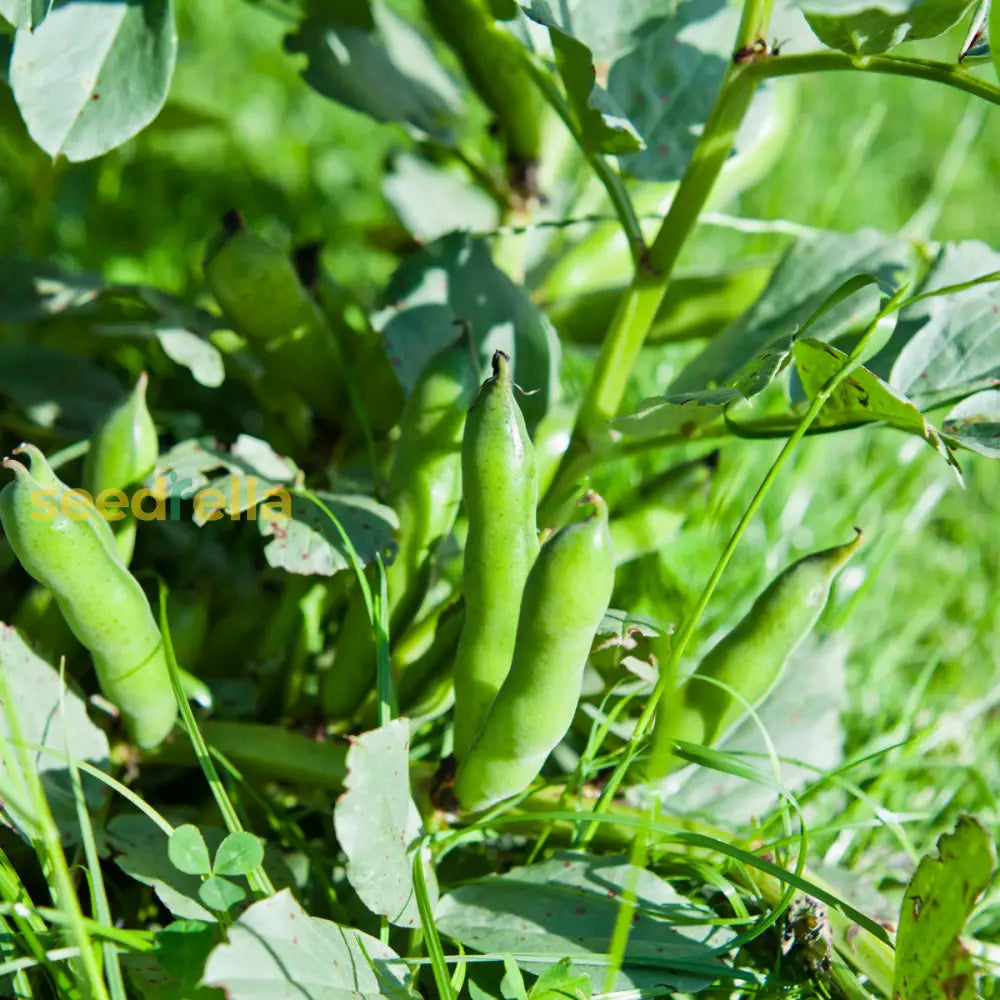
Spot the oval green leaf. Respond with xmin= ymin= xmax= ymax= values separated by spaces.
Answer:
xmin=199 ymin=875 xmax=247 ymax=913
xmin=168 ymin=824 xmax=213 ymax=877
xmin=10 ymin=0 xmax=177 ymax=162
xmin=212 ymin=832 xmax=265 ymax=878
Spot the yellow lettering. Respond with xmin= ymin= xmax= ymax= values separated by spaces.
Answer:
xmin=96 ymin=489 xmax=129 ymax=522
xmin=132 ymin=488 xmax=166 ymax=521
xmin=259 ymin=489 xmax=292 ymax=521
xmin=194 ymin=487 xmax=226 ymax=522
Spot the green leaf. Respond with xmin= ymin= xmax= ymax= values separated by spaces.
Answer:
xmin=0 ymin=344 xmax=127 ymax=433
xmin=202 ymin=889 xmax=415 ymax=999
xmin=500 ymin=957 xmax=528 ymax=1000
xmin=107 ymin=813 xmax=221 ymax=921
xmin=527 ymin=958 xmax=592 ymax=1000
xmin=155 ymin=920 xmax=221 ymax=981
xmin=10 ymin=0 xmax=178 ymax=161
xmin=671 ymin=229 xmax=913 ymax=395
xmin=520 ymin=5 xmax=642 ymax=154
xmin=942 ymin=389 xmax=1000 ymax=457
xmin=0 ymin=255 xmax=102 ymax=319
xmin=611 ymin=386 xmax=742 ymax=437
xmin=259 ymin=490 xmax=398 ymax=577
xmin=0 ymin=624 xmax=110 ymax=843
xmin=796 ymin=0 xmax=976 ymax=54
xmin=154 ymin=326 xmax=226 ymax=388
xmin=373 ymin=232 xmax=561 ymax=427
xmin=882 ymin=241 xmax=1000 ymax=407
xmin=0 ymin=0 xmax=52 ymax=29
xmin=121 ymin=919 xmax=224 ymax=999
xmin=333 ymin=719 xmax=437 ymax=928
xmin=122 ymin=952 xmax=225 ymax=1000
xmin=611 ymin=341 xmax=791 ymax=437
xmin=435 ymin=852 xmax=737 ymax=993
xmin=199 ymin=875 xmax=247 ymax=912
xmin=383 ymin=153 xmax=500 ymax=242
xmin=793 ymin=338 xmax=959 ymax=468
xmin=285 ymin=6 xmax=460 ymax=136
xmin=602 ymin=0 xmax=784 ymax=180
xmin=893 ymin=816 xmax=996 ymax=999
xmin=168 ymin=824 xmax=213 ymax=876
xmin=213 ymin=832 xmax=265 ymax=877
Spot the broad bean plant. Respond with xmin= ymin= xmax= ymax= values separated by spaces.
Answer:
xmin=0 ymin=0 xmax=999 ymax=997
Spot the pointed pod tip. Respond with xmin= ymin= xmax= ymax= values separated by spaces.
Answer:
xmin=221 ymin=209 xmax=245 ymax=235
xmin=12 ymin=443 xmax=41 ymax=463
xmin=1 ymin=456 xmax=29 ymax=479
xmin=490 ymin=349 xmax=511 ymax=379
xmin=579 ymin=489 xmax=608 ymax=521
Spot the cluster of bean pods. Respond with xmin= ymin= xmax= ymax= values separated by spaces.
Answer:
xmin=0 ymin=269 xmax=863 ymax=808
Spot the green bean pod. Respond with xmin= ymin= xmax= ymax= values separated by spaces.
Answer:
xmin=321 ymin=342 xmax=474 ymax=719
xmin=653 ymin=530 xmax=864 ymax=768
xmin=454 ymin=492 xmax=615 ymax=812
xmin=203 ymin=212 xmax=344 ymax=422
xmin=422 ymin=0 xmax=543 ymax=193
xmin=452 ymin=350 xmax=539 ymax=760
xmin=0 ymin=446 xmax=177 ymax=748
xmin=83 ymin=371 xmax=159 ymax=565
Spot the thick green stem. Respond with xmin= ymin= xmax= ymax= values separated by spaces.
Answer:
xmin=542 ymin=66 xmax=762 ymax=516
xmin=734 ymin=0 xmax=776 ymax=53
xmin=543 ymin=37 xmax=1000 ymax=513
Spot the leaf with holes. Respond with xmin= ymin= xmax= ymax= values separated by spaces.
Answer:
xmin=612 ymin=341 xmax=791 ymax=438
xmin=9 ymin=0 xmax=177 ymax=161
xmin=894 ymin=816 xmax=995 ymax=1000
xmin=672 ymin=228 xmax=914 ymax=395
xmin=793 ymin=338 xmax=960 ymax=471
xmin=334 ymin=719 xmax=436 ymax=928
xmin=259 ymin=490 xmax=398 ymax=577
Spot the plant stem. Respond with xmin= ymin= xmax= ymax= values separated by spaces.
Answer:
xmin=541 ymin=65 xmax=764 ymax=517
xmin=747 ymin=49 xmax=1000 ymax=106
xmin=734 ymin=0 xmax=776 ymax=51
xmin=520 ymin=55 xmax=646 ymax=260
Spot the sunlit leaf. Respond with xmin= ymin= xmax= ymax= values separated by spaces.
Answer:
xmin=10 ymin=0 xmax=177 ymax=161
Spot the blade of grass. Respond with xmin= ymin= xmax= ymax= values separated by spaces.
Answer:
xmin=156 ymin=581 xmax=276 ymax=899
xmin=412 ymin=844 xmax=455 ymax=1000
xmin=61 ymin=668 xmax=126 ymax=1000
xmin=0 ymin=669 xmax=108 ymax=1000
